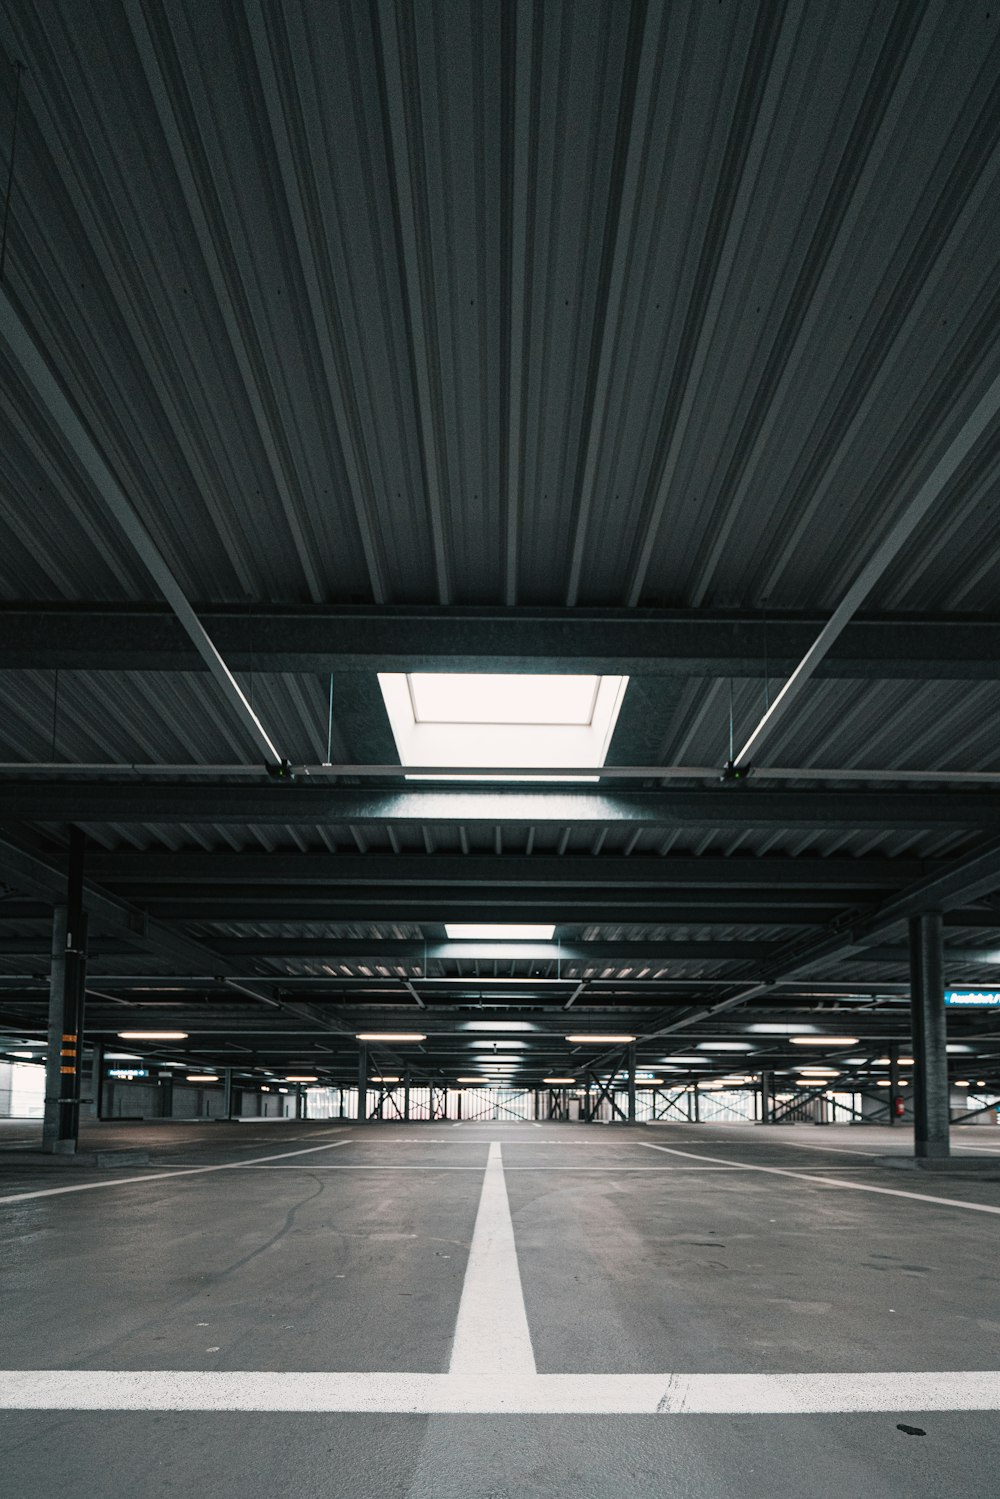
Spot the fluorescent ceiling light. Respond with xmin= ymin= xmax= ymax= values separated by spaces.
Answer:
xmin=378 ymin=671 xmax=628 ymax=780
xmin=370 ymin=1075 xmax=400 ymax=1083
xmin=12 ymin=1051 xmax=37 ymax=1058
xmin=872 ymin=1057 xmax=914 ymax=1066
xmin=657 ymin=1056 xmax=702 ymax=1064
xmin=470 ymin=1039 xmax=526 ymax=1049
xmin=697 ymin=1041 xmax=754 ymax=1051
xmin=186 ymin=1074 xmax=218 ymax=1083
xmin=446 ymin=923 xmax=555 ymax=940
xmin=566 ymin=1033 xmax=635 ymax=1043
xmin=457 ymin=1077 xmax=490 ymax=1084
xmin=356 ymin=1032 xmax=425 ymax=1042
xmin=543 ymin=1077 xmax=577 ymax=1084
xmin=746 ymin=1024 xmax=818 ymax=1035
xmin=118 ymin=1030 xmax=188 ymax=1040
xmin=954 ymin=1080 xmax=970 ymax=1087
xmin=789 ymin=1036 xmax=858 ymax=1047
xmin=795 ymin=1066 xmax=840 ymax=1076
xmin=285 ymin=1075 xmax=318 ymax=1082
xmin=462 ymin=1021 xmax=537 ymax=1032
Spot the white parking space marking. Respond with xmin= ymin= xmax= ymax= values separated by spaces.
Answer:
xmin=0 ymin=1136 xmax=350 ymax=1204
xmin=449 ymin=1142 xmax=535 ymax=1376
xmin=640 ymin=1142 xmax=1000 ymax=1215
xmin=1 ymin=1368 xmax=998 ymax=1414
xmin=3 ymin=1132 xmax=999 ymax=1417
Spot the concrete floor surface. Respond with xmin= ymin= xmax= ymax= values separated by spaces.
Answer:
xmin=1 ymin=1120 xmax=998 ymax=1496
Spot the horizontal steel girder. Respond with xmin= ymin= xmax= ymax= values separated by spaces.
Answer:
xmin=1 ymin=782 xmax=998 ymax=826
xmin=0 ymin=937 xmax=990 ymax=968
xmin=3 ymin=605 xmax=1000 ymax=678
xmin=85 ymin=853 xmax=937 ymax=888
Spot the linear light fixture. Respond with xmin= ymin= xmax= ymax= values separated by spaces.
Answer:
xmin=186 ymin=1074 xmax=218 ymax=1083
xmin=461 ymin=1021 xmax=538 ymax=1032
xmin=285 ymin=1074 xmax=318 ymax=1082
xmin=356 ymin=1032 xmax=426 ymax=1042
xmin=118 ymin=1030 xmax=188 ymax=1040
xmin=370 ymin=1075 xmax=400 ymax=1083
xmin=566 ymin=1033 xmax=635 ymax=1043
xmin=789 ymin=1036 xmax=858 ymax=1047
xmin=543 ymin=1077 xmax=577 ymax=1084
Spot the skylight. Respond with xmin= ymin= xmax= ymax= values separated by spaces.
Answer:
xmin=377 ymin=672 xmax=628 ymax=780
xmin=445 ymin=923 xmax=555 ymax=940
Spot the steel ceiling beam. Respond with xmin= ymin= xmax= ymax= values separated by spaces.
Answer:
xmin=0 ymin=935 xmax=976 ymax=965
xmin=733 ymin=364 xmax=1000 ymax=767
xmin=0 ymin=288 xmax=283 ymax=766
xmin=633 ymin=838 xmax=1000 ymax=1047
xmin=4 ymin=604 xmax=1000 ymax=678
xmin=0 ymin=831 xmax=229 ymax=975
xmin=1 ymin=781 xmax=998 ymax=827
xmin=85 ymin=852 xmax=936 ymax=888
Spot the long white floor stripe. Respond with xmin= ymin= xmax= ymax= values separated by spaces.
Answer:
xmin=640 ymin=1142 xmax=1000 ymax=1215
xmin=448 ymin=1141 xmax=535 ymax=1376
xmin=0 ymin=1136 xmax=350 ymax=1204
xmin=0 ymin=1369 xmax=997 ymax=1414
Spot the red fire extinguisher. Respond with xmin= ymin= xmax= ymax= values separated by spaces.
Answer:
xmin=894 ymin=1096 xmax=905 ymax=1118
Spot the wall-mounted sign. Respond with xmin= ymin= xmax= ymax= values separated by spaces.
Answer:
xmin=108 ymin=1067 xmax=149 ymax=1079
xmin=945 ymin=990 xmax=1000 ymax=1008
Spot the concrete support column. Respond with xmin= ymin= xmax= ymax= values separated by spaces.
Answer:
xmin=89 ymin=1041 xmax=104 ymax=1118
xmin=294 ymin=1086 xmax=304 ymax=1120
xmin=223 ymin=1067 xmax=234 ymax=1121
xmin=888 ymin=1043 xmax=900 ymax=1127
xmin=42 ymin=907 xmax=67 ymax=1151
xmin=758 ymin=1070 xmax=772 ymax=1125
xmin=627 ymin=1042 xmax=637 ymax=1124
xmin=910 ymin=911 xmax=949 ymax=1159
xmin=404 ymin=1069 xmax=411 ymax=1121
xmin=42 ymin=830 xmax=88 ymax=1154
xmin=357 ymin=1044 xmax=367 ymax=1122
xmin=159 ymin=1072 xmax=173 ymax=1118
xmin=691 ymin=1083 xmax=701 ymax=1123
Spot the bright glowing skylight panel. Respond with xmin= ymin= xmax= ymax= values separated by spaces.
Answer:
xmin=378 ymin=671 xmax=628 ymax=780
xmin=409 ymin=673 xmax=600 ymax=725
xmin=445 ymin=924 xmax=555 ymax=940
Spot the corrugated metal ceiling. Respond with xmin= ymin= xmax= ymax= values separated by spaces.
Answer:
xmin=0 ymin=0 xmax=997 ymax=611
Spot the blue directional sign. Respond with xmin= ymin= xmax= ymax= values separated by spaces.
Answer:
xmin=945 ymin=990 xmax=1000 ymax=1008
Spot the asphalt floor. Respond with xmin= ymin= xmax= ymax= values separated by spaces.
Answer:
xmin=1 ymin=1118 xmax=999 ymax=1497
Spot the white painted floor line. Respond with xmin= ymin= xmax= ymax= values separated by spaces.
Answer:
xmin=0 ymin=1137 xmax=351 ymax=1205
xmin=749 ymin=1135 xmax=880 ymax=1159
xmin=155 ymin=1163 xmax=486 ymax=1171
xmin=755 ymin=1133 xmax=1000 ymax=1163
xmin=1 ymin=1368 xmax=998 ymax=1415
xmin=449 ymin=1142 xmax=536 ymax=1377
xmin=147 ymin=1163 xmax=784 ymax=1173
xmin=639 ymin=1142 xmax=1000 ymax=1216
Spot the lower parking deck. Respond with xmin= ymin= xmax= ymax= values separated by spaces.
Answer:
xmin=2 ymin=1119 xmax=999 ymax=1497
